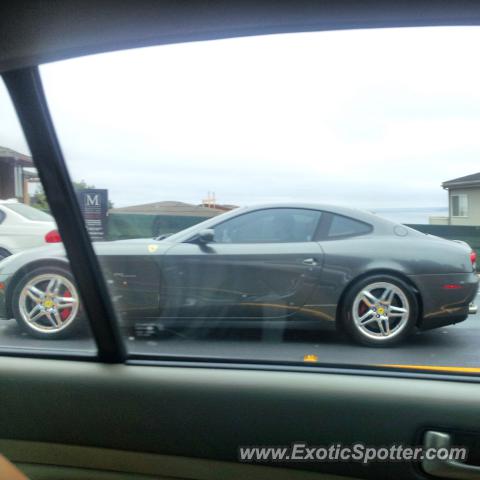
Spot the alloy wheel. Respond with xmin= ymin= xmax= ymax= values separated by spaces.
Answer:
xmin=352 ymin=281 xmax=410 ymax=341
xmin=18 ymin=273 xmax=79 ymax=333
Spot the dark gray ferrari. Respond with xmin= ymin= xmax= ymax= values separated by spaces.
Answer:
xmin=0 ymin=204 xmax=477 ymax=346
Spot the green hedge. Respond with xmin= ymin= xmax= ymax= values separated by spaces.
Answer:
xmin=107 ymin=213 xmax=208 ymax=240
xmin=407 ymin=224 xmax=480 ymax=256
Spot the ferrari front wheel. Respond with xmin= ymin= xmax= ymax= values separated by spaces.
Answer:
xmin=12 ymin=266 xmax=83 ymax=339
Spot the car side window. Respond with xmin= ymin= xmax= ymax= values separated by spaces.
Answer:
xmin=0 ymin=209 xmax=5 ymax=225
xmin=327 ymin=214 xmax=372 ymax=239
xmin=213 ymin=208 xmax=321 ymax=243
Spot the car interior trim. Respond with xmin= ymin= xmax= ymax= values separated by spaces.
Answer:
xmin=1 ymin=357 xmax=480 ymax=479
xmin=2 ymin=2 xmax=480 ymax=73
xmin=126 ymin=358 xmax=480 ymax=383
xmin=0 ymin=440 xmax=352 ymax=480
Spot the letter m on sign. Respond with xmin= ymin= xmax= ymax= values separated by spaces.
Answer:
xmin=86 ymin=194 xmax=99 ymax=206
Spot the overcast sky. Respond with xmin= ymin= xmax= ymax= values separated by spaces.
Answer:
xmin=2 ymin=26 xmax=480 ymax=213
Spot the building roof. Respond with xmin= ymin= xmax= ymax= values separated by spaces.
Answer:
xmin=0 ymin=146 xmax=33 ymax=167
xmin=110 ymin=201 xmax=227 ymax=217
xmin=442 ymin=172 xmax=480 ymax=189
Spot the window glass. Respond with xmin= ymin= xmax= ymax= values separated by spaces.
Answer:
xmin=214 ymin=209 xmax=321 ymax=243
xmin=0 ymin=79 xmax=96 ymax=356
xmin=14 ymin=166 xmax=23 ymax=198
xmin=328 ymin=215 xmax=372 ymax=238
xmin=37 ymin=27 xmax=480 ymax=371
xmin=5 ymin=203 xmax=54 ymax=222
xmin=451 ymin=195 xmax=468 ymax=217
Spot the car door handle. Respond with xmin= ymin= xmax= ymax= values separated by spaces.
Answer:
xmin=302 ymin=258 xmax=318 ymax=266
xmin=423 ymin=431 xmax=480 ymax=479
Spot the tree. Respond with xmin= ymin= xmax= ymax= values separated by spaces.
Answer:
xmin=31 ymin=180 xmax=114 ymax=211
xmin=30 ymin=185 xmax=50 ymax=212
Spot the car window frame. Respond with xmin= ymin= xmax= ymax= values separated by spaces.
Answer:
xmin=3 ymin=68 xmax=126 ymax=363
xmin=4 ymin=8 xmax=480 ymax=381
xmin=203 ymin=207 xmax=324 ymax=244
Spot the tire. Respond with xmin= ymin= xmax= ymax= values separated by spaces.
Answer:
xmin=11 ymin=266 xmax=83 ymax=339
xmin=340 ymin=274 xmax=418 ymax=347
xmin=0 ymin=248 xmax=11 ymax=261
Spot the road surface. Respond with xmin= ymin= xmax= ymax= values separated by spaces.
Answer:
xmin=0 ymin=293 xmax=478 ymax=369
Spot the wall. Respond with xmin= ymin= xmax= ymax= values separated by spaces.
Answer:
xmin=429 ymin=216 xmax=449 ymax=225
xmin=0 ymin=163 xmax=14 ymax=199
xmin=107 ymin=213 xmax=211 ymax=240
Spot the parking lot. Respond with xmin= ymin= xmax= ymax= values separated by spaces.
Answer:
xmin=0 ymin=292 xmax=479 ymax=369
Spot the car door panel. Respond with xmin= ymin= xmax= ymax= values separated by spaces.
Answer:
xmin=99 ymin=255 xmax=162 ymax=316
xmin=1 ymin=358 xmax=480 ymax=480
xmin=161 ymin=242 xmax=324 ymax=319
xmin=6 ymin=441 xmax=357 ymax=480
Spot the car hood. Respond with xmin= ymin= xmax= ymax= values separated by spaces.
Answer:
xmin=0 ymin=238 xmax=174 ymax=276
xmin=93 ymin=238 xmax=174 ymax=256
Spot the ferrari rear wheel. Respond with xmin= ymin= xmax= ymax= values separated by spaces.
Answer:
xmin=12 ymin=266 xmax=83 ymax=339
xmin=342 ymin=275 xmax=418 ymax=347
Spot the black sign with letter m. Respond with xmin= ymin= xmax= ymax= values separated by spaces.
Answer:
xmin=77 ymin=189 xmax=108 ymax=241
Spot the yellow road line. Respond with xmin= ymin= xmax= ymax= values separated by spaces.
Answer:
xmin=379 ymin=364 xmax=480 ymax=373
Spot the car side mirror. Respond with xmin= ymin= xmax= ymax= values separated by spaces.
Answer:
xmin=197 ymin=229 xmax=215 ymax=244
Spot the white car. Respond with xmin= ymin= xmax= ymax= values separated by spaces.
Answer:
xmin=0 ymin=201 xmax=61 ymax=260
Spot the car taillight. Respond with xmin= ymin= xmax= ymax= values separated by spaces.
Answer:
xmin=45 ymin=230 xmax=62 ymax=243
xmin=442 ymin=284 xmax=462 ymax=290
xmin=471 ymin=250 xmax=477 ymax=267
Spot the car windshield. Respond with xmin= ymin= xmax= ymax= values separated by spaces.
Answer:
xmin=5 ymin=203 xmax=53 ymax=222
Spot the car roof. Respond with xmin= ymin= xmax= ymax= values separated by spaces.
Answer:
xmin=239 ymin=203 xmax=394 ymax=226
xmin=166 ymin=202 xmax=402 ymax=242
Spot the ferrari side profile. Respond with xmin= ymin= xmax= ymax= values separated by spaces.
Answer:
xmin=0 ymin=204 xmax=477 ymax=346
